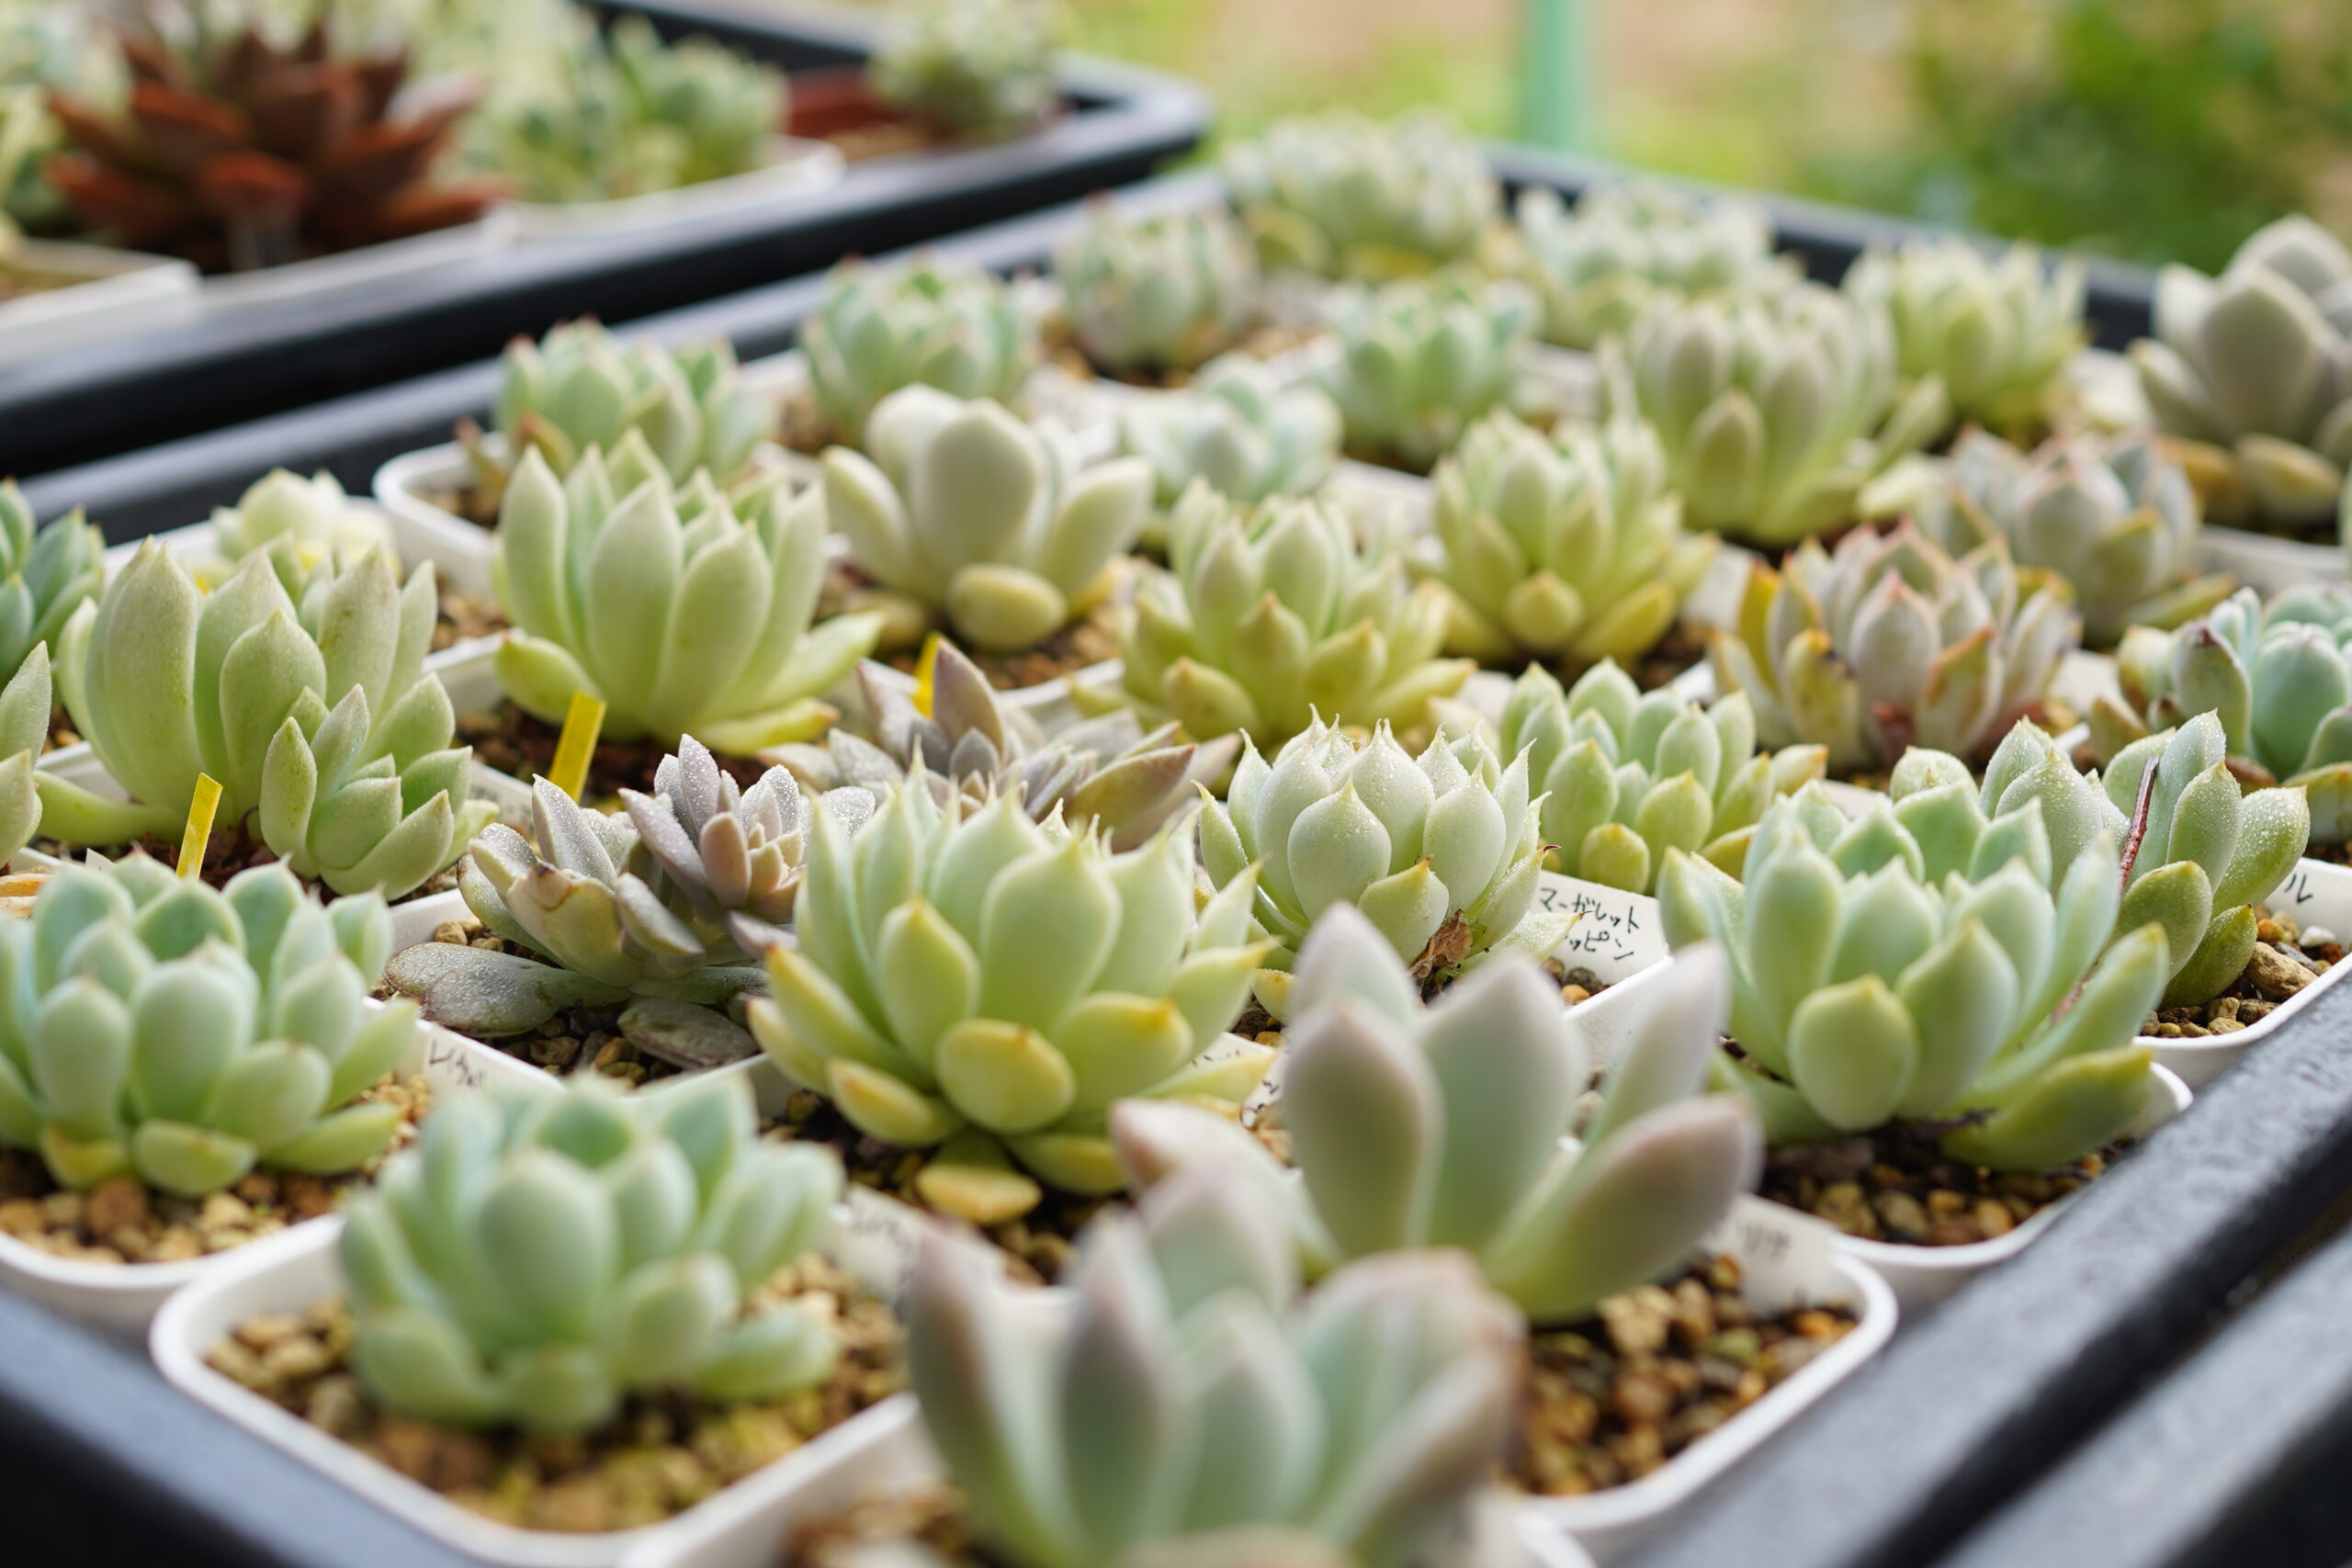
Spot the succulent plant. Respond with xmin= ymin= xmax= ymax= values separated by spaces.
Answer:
xmin=773 ymin=638 xmax=1236 ymax=852
xmin=1506 ymin=179 xmax=1791 ymax=351
xmin=1658 ymin=778 xmax=2169 ymax=1171
xmin=0 ymin=479 xmax=102 ymax=682
xmin=1707 ymin=520 xmax=2081 ymax=774
xmin=746 ymin=784 xmax=1273 ymax=1226
xmin=801 ymin=254 xmax=1037 ymax=447
xmin=490 ymin=320 xmax=775 ymax=490
xmin=1055 ymin=202 xmax=1259 ymax=377
xmin=906 ymin=1149 xmax=1521 ymax=1568
xmin=1600 ymin=283 xmax=1951 ymax=546
xmin=384 ymin=744 xmax=831 ymax=1064
xmin=870 ymin=0 xmax=1057 ymax=141
xmin=1317 ymin=276 xmax=1534 ymax=473
xmin=1427 ymin=409 xmax=1713 ymax=667
xmin=338 ymin=1073 xmax=845 ymax=1436
xmin=1116 ymin=907 xmax=1760 ymax=1327
xmin=2130 ymin=216 xmax=2352 ymax=532
xmin=0 ymin=640 xmax=46 ymax=865
xmin=46 ymin=17 xmax=501 ymax=274
xmin=0 ymin=853 xmax=418 ymax=1196
xmin=1222 ymin=109 xmax=1498 ymax=282
xmin=493 ymin=446 xmax=882 ymax=751
xmin=207 ymin=468 xmax=390 ymax=570
xmin=37 ymin=542 xmax=493 ymax=900
xmin=1119 ymin=355 xmax=1342 ymax=511
xmin=820 ymin=386 xmax=1151 ymax=656
xmin=0 ymin=3 xmax=117 ymax=233
xmin=1198 ymin=720 xmax=1565 ymax=1020
xmin=1495 ymin=661 xmax=1826 ymax=894
xmin=1116 ymin=486 xmax=1472 ymax=751
xmin=1916 ymin=428 xmax=2233 ymax=648
xmin=1843 ymin=237 xmax=2086 ymax=436
xmin=2092 ymin=585 xmax=2352 ymax=843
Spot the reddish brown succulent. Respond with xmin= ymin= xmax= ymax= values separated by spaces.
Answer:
xmin=46 ymin=21 xmax=505 ymax=274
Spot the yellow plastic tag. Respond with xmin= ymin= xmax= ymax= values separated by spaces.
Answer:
xmin=548 ymin=690 xmax=608 ymax=803
xmin=177 ymin=774 xmax=222 ymax=879
xmin=912 ymin=633 xmax=943 ymax=718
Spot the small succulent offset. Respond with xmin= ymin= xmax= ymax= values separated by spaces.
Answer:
xmin=1708 ymin=521 xmax=2081 ymax=774
xmin=801 ymin=255 xmax=1037 ymax=447
xmin=1507 ymin=180 xmax=1790 ymax=351
xmin=907 ymin=1153 xmax=1521 ymax=1568
xmin=489 ymin=320 xmax=775 ymax=490
xmin=870 ymin=0 xmax=1058 ymax=141
xmin=1498 ymin=662 xmax=1826 ymax=895
xmin=0 ymin=854 xmax=418 ymax=1196
xmin=1658 ymin=784 xmax=2168 ymax=1171
xmin=1600 ymin=283 xmax=1951 ymax=546
xmin=0 ymin=479 xmax=102 ymax=682
xmin=39 ymin=543 xmax=494 ymax=900
xmin=1198 ymin=721 xmax=1563 ymax=1019
xmin=207 ymin=469 xmax=390 ymax=570
xmin=1222 ymin=109 xmax=1499 ymax=282
xmin=338 ymin=1074 xmax=845 ymax=1436
xmin=1317 ymin=276 xmax=1535 ymax=473
xmin=2131 ymin=216 xmax=2352 ymax=532
xmin=1117 ymin=486 xmax=1472 ymax=751
xmin=1118 ymin=354 xmax=1341 ymax=510
xmin=2094 ymin=585 xmax=2352 ymax=843
xmin=1055 ymin=202 xmax=1260 ymax=377
xmin=1428 ymin=410 xmax=1713 ymax=668
xmin=1842 ymin=237 xmax=2087 ymax=436
xmin=1116 ymin=908 xmax=1761 ymax=1326
xmin=820 ymin=386 xmax=1151 ymax=655
xmin=493 ymin=447 xmax=882 ymax=751
xmin=0 ymin=640 xmax=46 ymax=864
xmin=774 ymin=639 xmax=1236 ymax=852
xmin=1916 ymin=429 xmax=2233 ymax=648
xmin=748 ymin=785 xmax=1273 ymax=1227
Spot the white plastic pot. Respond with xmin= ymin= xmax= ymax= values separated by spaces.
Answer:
xmin=505 ymin=140 xmax=844 ymax=243
xmin=196 ymin=213 xmax=515 ymax=317
xmin=0 ymin=240 xmax=198 ymax=367
xmin=2140 ymin=857 xmax=2352 ymax=1088
xmin=0 ymin=1021 xmax=542 ymax=1335
xmin=151 ymin=1213 xmax=920 ymax=1568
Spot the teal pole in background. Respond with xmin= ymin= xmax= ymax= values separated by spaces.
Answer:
xmin=1518 ymin=0 xmax=1593 ymax=152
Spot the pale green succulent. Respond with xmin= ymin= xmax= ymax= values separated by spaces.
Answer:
xmin=1198 ymin=720 xmax=1564 ymax=1019
xmin=1708 ymin=520 xmax=2081 ymax=774
xmin=870 ymin=0 xmax=1057 ymax=141
xmin=907 ymin=1152 xmax=1520 ymax=1568
xmin=0 ymin=2 xmax=117 ymax=231
xmin=1843 ymin=237 xmax=2086 ymax=436
xmin=0 ymin=479 xmax=102 ymax=682
xmin=491 ymin=320 xmax=775 ymax=490
xmin=0 ymin=641 xmax=46 ymax=865
xmin=1117 ymin=486 xmax=1472 ymax=751
xmin=2131 ymin=216 xmax=2352 ymax=532
xmin=385 ymin=742 xmax=832 ymax=1066
xmin=207 ymin=468 xmax=390 ymax=570
xmin=1507 ymin=180 xmax=1792 ymax=351
xmin=820 ymin=386 xmax=1150 ymax=655
xmin=1498 ymin=660 xmax=1826 ymax=894
xmin=38 ymin=543 xmax=493 ymax=901
xmin=1222 ymin=109 xmax=1498 ymax=282
xmin=1118 ymin=355 xmax=1341 ymax=510
xmin=801 ymin=256 xmax=1037 ymax=447
xmin=1317 ymin=276 xmax=1534 ymax=473
xmin=1917 ymin=429 xmax=2233 ymax=648
xmin=1114 ymin=907 xmax=1760 ymax=1325
xmin=747 ymin=784 xmax=1272 ymax=1227
xmin=1659 ymin=779 xmax=2168 ymax=1171
xmin=2090 ymin=584 xmax=2352 ymax=842
xmin=773 ymin=637 xmax=1237 ymax=852
xmin=492 ymin=446 xmax=882 ymax=750
xmin=1428 ymin=409 xmax=1713 ymax=667
xmin=1055 ymin=203 xmax=1259 ymax=376
xmin=1600 ymin=282 xmax=1951 ymax=546
xmin=339 ymin=1073 xmax=845 ymax=1437
xmin=0 ymin=853 xmax=417 ymax=1197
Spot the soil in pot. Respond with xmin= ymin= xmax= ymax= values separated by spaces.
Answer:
xmin=0 ymin=259 xmax=98 ymax=300
xmin=778 ymin=1483 xmax=1001 ymax=1567
xmin=0 ymin=1075 xmax=431 ymax=1266
xmin=458 ymin=703 xmax=772 ymax=805
xmin=30 ymin=818 xmax=461 ymax=904
xmin=784 ymin=66 xmax=1057 ymax=163
xmin=820 ymin=554 xmax=1125 ymax=695
xmin=1235 ymin=951 xmax=1614 ymax=1050
xmin=432 ymin=586 xmax=505 ymax=650
xmin=2143 ymin=902 xmax=2338 ymax=1038
xmin=208 ymin=1252 xmax=906 ymax=1535
xmin=1757 ymin=1118 xmax=2109 ymax=1247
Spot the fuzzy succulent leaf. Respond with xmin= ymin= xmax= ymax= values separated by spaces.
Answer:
xmin=1317 ymin=276 xmax=1533 ymax=473
xmin=802 ymin=255 xmax=1037 ymax=444
xmin=1057 ymin=203 xmax=1260 ymax=375
xmin=1843 ymin=237 xmax=2086 ymax=436
xmin=870 ymin=0 xmax=1057 ymax=140
xmin=1222 ymin=110 xmax=1498 ymax=282
xmin=495 ymin=321 xmax=775 ymax=488
xmin=1121 ymin=355 xmax=1343 ymax=510
xmin=1505 ymin=180 xmax=1793 ymax=350
xmin=0 ymin=482 xmax=104 ymax=681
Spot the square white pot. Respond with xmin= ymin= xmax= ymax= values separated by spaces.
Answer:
xmin=0 ymin=1020 xmax=544 ymax=1335
xmin=506 ymin=140 xmax=844 ymax=243
xmin=0 ymin=240 xmax=198 ymax=367
xmin=195 ymin=212 xmax=515 ymax=318
xmin=151 ymin=1213 xmax=919 ymax=1568
xmin=2141 ymin=857 xmax=2352 ymax=1088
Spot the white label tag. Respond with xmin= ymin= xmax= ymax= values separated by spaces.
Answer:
xmin=829 ymin=1185 xmax=939 ymax=1301
xmin=1191 ymin=1032 xmax=1282 ymax=1129
xmin=1539 ymin=873 xmax=1671 ymax=982
xmin=420 ymin=1027 xmax=489 ymax=1091
xmin=1698 ymin=1195 xmax=1845 ymax=1314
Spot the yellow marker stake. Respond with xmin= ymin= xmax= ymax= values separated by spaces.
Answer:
xmin=912 ymin=633 xmax=943 ymax=718
xmin=548 ymin=690 xmax=608 ymax=803
xmin=178 ymin=774 xmax=223 ymax=880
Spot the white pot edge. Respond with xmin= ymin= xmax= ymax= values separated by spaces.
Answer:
xmin=2139 ymin=856 xmax=2352 ymax=1089
xmin=0 ymin=241 xmax=198 ymax=367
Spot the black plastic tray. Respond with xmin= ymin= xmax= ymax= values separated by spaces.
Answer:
xmin=0 ymin=0 xmax=1207 ymax=481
